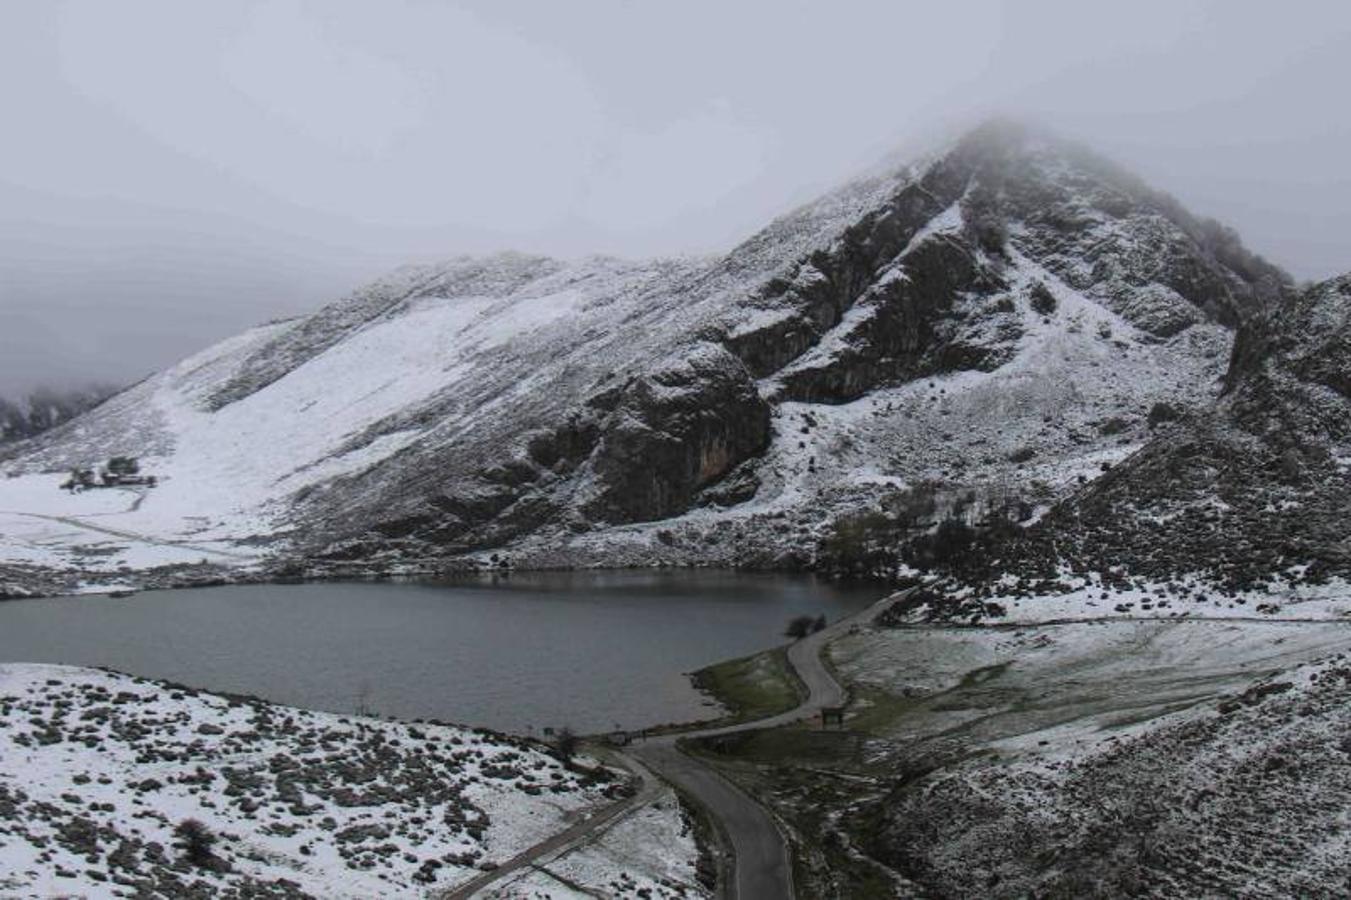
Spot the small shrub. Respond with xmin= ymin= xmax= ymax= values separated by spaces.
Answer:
xmin=1029 ymin=281 xmax=1057 ymax=315
xmin=175 ymin=818 xmax=219 ymax=869
xmin=1147 ymin=402 xmax=1181 ymax=427
xmin=1098 ymin=417 xmax=1129 ymax=436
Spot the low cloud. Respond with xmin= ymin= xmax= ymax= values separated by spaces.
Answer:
xmin=2 ymin=0 xmax=1348 ymax=394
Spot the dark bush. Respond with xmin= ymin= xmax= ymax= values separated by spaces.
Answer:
xmin=1029 ymin=281 xmax=1057 ymax=315
xmin=818 ymin=510 xmax=899 ymax=576
xmin=1098 ymin=417 xmax=1129 ymax=435
xmin=784 ymin=615 xmax=816 ymax=640
xmin=552 ymin=727 xmax=579 ymax=764
xmin=1147 ymin=402 xmax=1181 ymax=427
xmin=905 ymin=518 xmax=978 ymax=571
xmin=175 ymin=818 xmax=219 ymax=870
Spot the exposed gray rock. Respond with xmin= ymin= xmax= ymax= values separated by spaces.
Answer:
xmin=581 ymin=344 xmax=771 ymax=524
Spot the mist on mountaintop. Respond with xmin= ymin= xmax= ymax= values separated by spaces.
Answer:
xmin=2 ymin=0 xmax=1348 ymax=394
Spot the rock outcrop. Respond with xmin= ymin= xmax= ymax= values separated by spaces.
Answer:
xmin=581 ymin=344 xmax=772 ymax=524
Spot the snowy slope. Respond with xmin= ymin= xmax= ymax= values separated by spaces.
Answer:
xmin=0 ymin=664 xmax=626 ymax=897
xmin=0 ymin=121 xmax=1290 ymax=591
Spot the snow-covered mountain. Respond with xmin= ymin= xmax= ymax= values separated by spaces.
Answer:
xmin=0 ymin=121 xmax=1293 ymax=591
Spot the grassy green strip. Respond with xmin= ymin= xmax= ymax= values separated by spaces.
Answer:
xmin=689 ymin=646 xmax=807 ymax=725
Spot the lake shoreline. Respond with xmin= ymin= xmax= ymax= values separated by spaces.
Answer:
xmin=0 ymin=571 xmax=884 ymax=735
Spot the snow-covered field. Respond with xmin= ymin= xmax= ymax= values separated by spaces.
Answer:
xmin=886 ymin=567 xmax=1351 ymax=626
xmin=0 ymin=473 xmax=250 ymax=583
xmin=0 ymin=664 xmax=627 ymax=897
xmin=831 ymin=616 xmax=1351 ymax=754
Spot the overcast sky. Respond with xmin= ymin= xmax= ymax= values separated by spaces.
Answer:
xmin=2 ymin=0 xmax=1349 ymax=395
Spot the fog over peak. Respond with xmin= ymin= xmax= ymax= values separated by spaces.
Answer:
xmin=3 ymin=0 xmax=1349 ymax=395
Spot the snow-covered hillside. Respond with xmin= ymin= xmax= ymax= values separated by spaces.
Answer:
xmin=0 ymin=664 xmax=635 ymax=897
xmin=0 ymin=121 xmax=1290 ymax=593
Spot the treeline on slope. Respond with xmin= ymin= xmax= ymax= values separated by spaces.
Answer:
xmin=0 ymin=384 xmax=118 ymax=444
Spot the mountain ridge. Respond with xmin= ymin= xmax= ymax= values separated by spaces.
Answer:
xmin=0 ymin=119 xmax=1305 ymax=596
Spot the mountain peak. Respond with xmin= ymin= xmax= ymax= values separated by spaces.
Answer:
xmin=0 ymin=124 xmax=1313 ymax=592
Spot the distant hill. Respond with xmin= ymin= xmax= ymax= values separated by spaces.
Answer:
xmin=0 ymin=384 xmax=118 ymax=444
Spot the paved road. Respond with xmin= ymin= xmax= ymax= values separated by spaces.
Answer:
xmin=631 ymin=587 xmax=909 ymax=900
xmin=446 ymin=586 xmax=906 ymax=900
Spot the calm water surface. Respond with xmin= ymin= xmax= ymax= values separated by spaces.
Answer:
xmin=0 ymin=571 xmax=881 ymax=733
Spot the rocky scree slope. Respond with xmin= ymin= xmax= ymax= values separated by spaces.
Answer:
xmin=903 ymin=272 xmax=1350 ymax=621
xmin=0 ymin=122 xmax=1289 ymax=580
xmin=873 ymin=653 xmax=1351 ymax=898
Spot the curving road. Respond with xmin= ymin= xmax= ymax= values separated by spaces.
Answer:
xmin=448 ymin=586 xmax=907 ymax=899
xmin=629 ymin=587 xmax=908 ymax=900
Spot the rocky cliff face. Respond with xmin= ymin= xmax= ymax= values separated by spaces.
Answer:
xmin=579 ymin=344 xmax=772 ymax=523
xmin=0 ymin=121 xmax=1298 ymax=583
xmin=721 ymin=121 xmax=1285 ymax=406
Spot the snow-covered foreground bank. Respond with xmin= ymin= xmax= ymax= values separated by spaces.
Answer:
xmin=0 ymin=664 xmax=633 ymax=898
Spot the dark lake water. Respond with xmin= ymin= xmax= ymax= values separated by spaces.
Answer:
xmin=0 ymin=571 xmax=882 ymax=733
